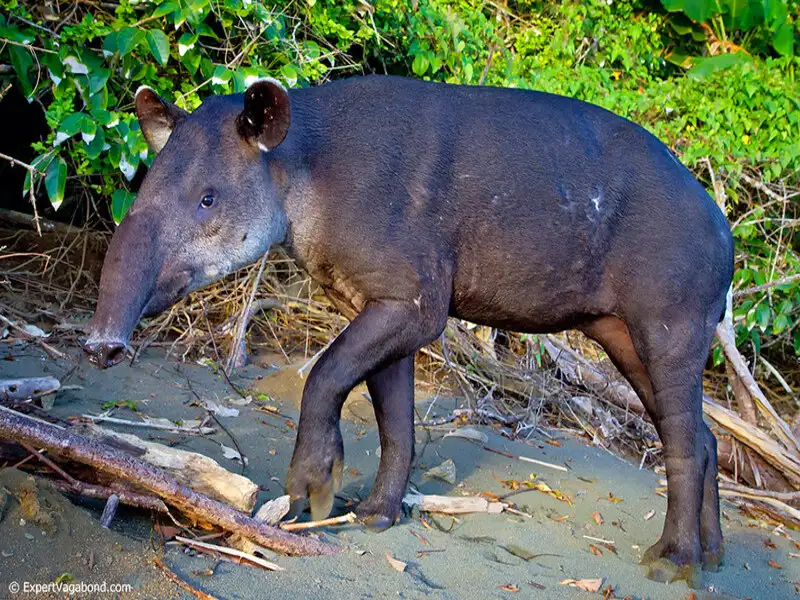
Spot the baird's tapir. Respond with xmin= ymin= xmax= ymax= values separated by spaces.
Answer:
xmin=84 ymin=75 xmax=734 ymax=586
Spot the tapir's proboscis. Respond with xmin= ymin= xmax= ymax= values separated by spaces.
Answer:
xmin=84 ymin=75 xmax=733 ymax=586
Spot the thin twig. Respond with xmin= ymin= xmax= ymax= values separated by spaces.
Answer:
xmin=280 ymin=512 xmax=357 ymax=531
xmin=79 ymin=413 xmax=216 ymax=435
xmin=733 ymin=273 xmax=800 ymax=297
xmin=172 ymin=536 xmax=283 ymax=571
xmin=154 ymin=558 xmax=220 ymax=600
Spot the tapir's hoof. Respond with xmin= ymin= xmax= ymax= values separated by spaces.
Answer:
xmin=358 ymin=512 xmax=396 ymax=532
xmin=309 ymin=477 xmax=337 ymax=521
xmin=641 ymin=542 xmax=702 ymax=589
xmin=355 ymin=500 xmax=400 ymax=532
xmin=286 ymin=454 xmax=343 ymax=521
xmin=702 ymin=545 xmax=724 ymax=572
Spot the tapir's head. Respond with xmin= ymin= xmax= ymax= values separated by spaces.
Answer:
xmin=84 ymin=79 xmax=291 ymax=368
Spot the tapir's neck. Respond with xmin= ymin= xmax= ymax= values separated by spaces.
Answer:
xmin=267 ymin=93 xmax=326 ymax=272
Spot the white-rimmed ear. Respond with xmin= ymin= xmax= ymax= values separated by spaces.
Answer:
xmin=135 ymin=86 xmax=189 ymax=154
xmin=236 ymin=78 xmax=291 ymax=152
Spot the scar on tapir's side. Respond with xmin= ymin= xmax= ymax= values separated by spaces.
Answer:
xmin=84 ymin=75 xmax=733 ymax=587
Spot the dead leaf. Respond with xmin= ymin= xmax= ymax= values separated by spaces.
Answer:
xmin=227 ymin=395 xmax=253 ymax=406
xmin=768 ymin=560 xmax=783 ymax=569
xmin=203 ymin=399 xmax=239 ymax=418
xmin=551 ymin=514 xmax=570 ymax=523
xmin=601 ymin=543 xmax=618 ymax=555
xmin=589 ymin=544 xmax=603 ymax=556
xmin=560 ymin=578 xmax=603 ymax=592
xmin=219 ymin=443 xmax=248 ymax=466
xmin=592 ymin=511 xmax=604 ymax=525
xmin=499 ymin=584 xmax=519 ymax=592
xmin=444 ymin=426 xmax=489 ymax=443
xmin=284 ymin=419 xmax=296 ymax=430
xmin=607 ymin=492 xmax=623 ymax=503
xmin=348 ymin=467 xmax=361 ymax=477
xmin=546 ymin=440 xmax=563 ymax=447
xmin=764 ymin=539 xmax=777 ymax=549
xmin=497 ymin=477 xmax=572 ymax=505
xmin=155 ymin=523 xmax=181 ymax=539
xmin=385 ymin=553 xmax=407 ymax=573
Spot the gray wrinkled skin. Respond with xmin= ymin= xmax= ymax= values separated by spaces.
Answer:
xmin=85 ymin=76 xmax=733 ymax=587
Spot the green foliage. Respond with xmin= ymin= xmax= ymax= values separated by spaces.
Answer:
xmin=0 ymin=0 xmax=798 ymax=358
xmin=661 ymin=0 xmax=796 ymax=57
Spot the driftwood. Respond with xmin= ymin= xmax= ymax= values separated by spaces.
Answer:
xmin=716 ymin=436 xmax=793 ymax=492
xmin=0 ymin=405 xmax=337 ymax=556
xmin=0 ymin=377 xmax=60 ymax=402
xmin=545 ymin=326 xmax=800 ymax=496
xmin=403 ymin=493 xmax=505 ymax=514
xmin=81 ymin=423 xmax=258 ymax=512
xmin=542 ymin=335 xmax=646 ymax=415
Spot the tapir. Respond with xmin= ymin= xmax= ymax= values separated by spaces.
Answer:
xmin=84 ymin=75 xmax=734 ymax=585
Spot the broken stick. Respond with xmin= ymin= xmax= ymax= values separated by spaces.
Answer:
xmin=0 ymin=405 xmax=337 ymax=556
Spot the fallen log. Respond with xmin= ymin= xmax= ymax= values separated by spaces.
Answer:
xmin=81 ymin=423 xmax=258 ymax=513
xmin=0 ymin=405 xmax=337 ymax=556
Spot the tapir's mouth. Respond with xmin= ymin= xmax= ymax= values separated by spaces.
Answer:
xmin=83 ymin=340 xmax=127 ymax=369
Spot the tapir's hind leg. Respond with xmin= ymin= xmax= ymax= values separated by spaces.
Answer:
xmin=580 ymin=313 xmax=722 ymax=587
xmin=357 ymin=355 xmax=416 ymax=530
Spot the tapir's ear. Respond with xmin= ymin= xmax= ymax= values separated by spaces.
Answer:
xmin=135 ymin=86 xmax=188 ymax=154
xmin=236 ymin=78 xmax=291 ymax=152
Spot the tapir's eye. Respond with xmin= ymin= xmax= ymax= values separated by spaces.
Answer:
xmin=200 ymin=194 xmax=215 ymax=209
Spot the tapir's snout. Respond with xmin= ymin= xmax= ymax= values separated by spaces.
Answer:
xmin=83 ymin=340 xmax=127 ymax=369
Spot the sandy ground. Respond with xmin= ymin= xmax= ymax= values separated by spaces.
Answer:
xmin=1 ymin=343 xmax=798 ymax=599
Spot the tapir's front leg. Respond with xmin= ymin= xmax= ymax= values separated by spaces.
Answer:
xmin=285 ymin=298 xmax=447 ymax=521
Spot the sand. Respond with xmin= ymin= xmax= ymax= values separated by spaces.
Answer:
xmin=0 ymin=344 xmax=796 ymax=599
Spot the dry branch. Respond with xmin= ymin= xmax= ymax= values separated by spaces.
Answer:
xmin=716 ymin=288 xmax=798 ymax=453
xmin=403 ymin=493 xmax=505 ymax=514
xmin=0 ymin=405 xmax=337 ymax=556
xmin=541 ymin=335 xmax=646 ymax=415
xmin=702 ymin=398 xmax=800 ymax=487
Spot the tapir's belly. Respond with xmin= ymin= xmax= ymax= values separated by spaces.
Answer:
xmin=446 ymin=192 xmax=616 ymax=333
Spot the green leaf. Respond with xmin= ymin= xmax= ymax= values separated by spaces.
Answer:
xmin=178 ymin=32 xmax=198 ymax=56
xmin=773 ymin=313 xmax=790 ymax=334
xmin=84 ymin=127 xmax=106 ymax=160
xmin=8 ymin=45 xmax=34 ymax=98
xmin=146 ymin=29 xmax=170 ymax=66
xmin=111 ymin=190 xmax=136 ymax=225
xmin=57 ymin=112 xmax=86 ymax=138
xmin=116 ymin=27 xmax=146 ymax=56
xmin=152 ymin=1 xmax=180 ymax=18
xmin=756 ymin=303 xmax=771 ymax=330
xmin=412 ymin=53 xmax=429 ymax=76
xmin=773 ymin=23 xmax=794 ymax=56
xmin=687 ymin=52 xmax=752 ymax=78
xmin=45 ymin=157 xmax=67 ymax=210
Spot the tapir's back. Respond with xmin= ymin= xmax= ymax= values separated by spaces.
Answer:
xmin=285 ymin=75 xmax=732 ymax=329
